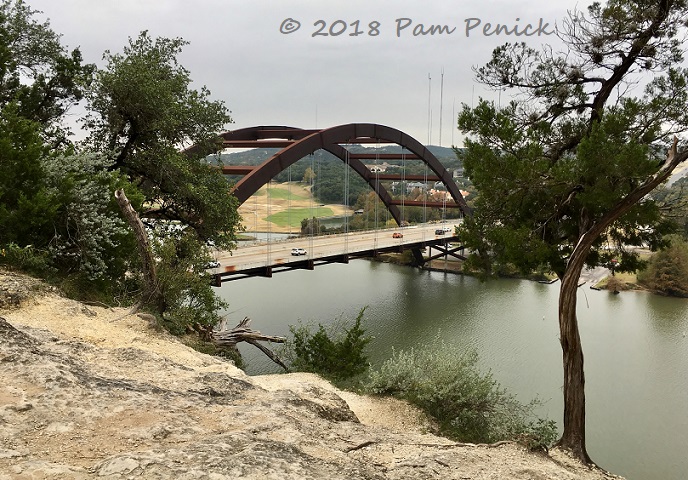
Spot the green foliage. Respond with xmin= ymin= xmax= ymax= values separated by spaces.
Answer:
xmin=152 ymin=232 xmax=228 ymax=334
xmin=0 ymin=7 xmax=240 ymax=334
xmin=458 ymin=1 xmax=688 ymax=281
xmin=42 ymin=153 xmax=137 ymax=282
xmin=285 ymin=308 xmax=370 ymax=381
xmin=366 ymin=343 xmax=557 ymax=450
xmin=0 ymin=0 xmax=94 ymax=144
xmin=300 ymin=216 xmax=326 ymax=235
xmin=84 ymin=31 xmax=240 ymax=250
xmin=653 ymin=177 xmax=688 ymax=239
xmin=0 ymin=104 xmax=58 ymax=247
xmin=0 ymin=104 xmax=139 ymax=290
xmin=0 ymin=243 xmax=54 ymax=276
xmin=638 ymin=236 xmax=688 ymax=297
xmin=458 ymin=104 xmax=676 ymax=278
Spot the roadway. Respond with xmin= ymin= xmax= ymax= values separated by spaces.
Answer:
xmin=210 ymin=222 xmax=461 ymax=278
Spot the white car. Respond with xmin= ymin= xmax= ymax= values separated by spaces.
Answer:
xmin=291 ymin=248 xmax=307 ymax=256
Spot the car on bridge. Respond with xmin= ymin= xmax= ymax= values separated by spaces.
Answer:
xmin=291 ymin=248 xmax=307 ymax=256
xmin=392 ymin=232 xmax=403 ymax=238
xmin=435 ymin=226 xmax=453 ymax=235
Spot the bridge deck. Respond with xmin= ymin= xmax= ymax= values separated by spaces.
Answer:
xmin=210 ymin=223 xmax=462 ymax=283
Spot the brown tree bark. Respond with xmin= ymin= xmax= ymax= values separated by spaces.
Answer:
xmin=556 ymin=238 xmax=593 ymax=463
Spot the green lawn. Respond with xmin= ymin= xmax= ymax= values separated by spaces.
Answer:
xmin=267 ymin=207 xmax=334 ymax=228
xmin=267 ymin=186 xmax=308 ymax=200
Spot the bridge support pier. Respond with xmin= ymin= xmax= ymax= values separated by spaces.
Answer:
xmin=411 ymin=248 xmax=426 ymax=266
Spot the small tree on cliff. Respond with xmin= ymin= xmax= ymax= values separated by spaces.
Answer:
xmin=84 ymin=31 xmax=240 ymax=321
xmin=84 ymin=31 xmax=240 ymax=250
xmin=457 ymin=0 xmax=688 ymax=463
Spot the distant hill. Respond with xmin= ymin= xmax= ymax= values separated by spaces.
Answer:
xmin=207 ymin=144 xmax=463 ymax=170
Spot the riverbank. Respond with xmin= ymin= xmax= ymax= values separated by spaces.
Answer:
xmin=0 ymin=269 xmax=621 ymax=479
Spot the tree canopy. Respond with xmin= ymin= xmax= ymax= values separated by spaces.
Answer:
xmin=457 ymin=0 xmax=688 ymax=463
xmin=84 ymin=31 xmax=239 ymax=249
xmin=1 ymin=4 xmax=241 ymax=328
xmin=0 ymin=0 xmax=94 ymax=146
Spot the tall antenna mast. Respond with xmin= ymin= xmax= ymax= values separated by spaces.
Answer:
xmin=439 ymin=68 xmax=444 ymax=146
xmin=451 ymin=97 xmax=455 ymax=146
xmin=427 ymin=73 xmax=432 ymax=145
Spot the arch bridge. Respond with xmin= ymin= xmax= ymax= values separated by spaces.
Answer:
xmin=214 ymin=123 xmax=471 ymax=221
xmin=201 ymin=124 xmax=472 ymax=281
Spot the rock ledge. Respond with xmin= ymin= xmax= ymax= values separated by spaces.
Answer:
xmin=0 ymin=270 xmax=622 ymax=479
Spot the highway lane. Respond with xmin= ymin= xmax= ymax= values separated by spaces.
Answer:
xmin=211 ymin=222 xmax=461 ymax=273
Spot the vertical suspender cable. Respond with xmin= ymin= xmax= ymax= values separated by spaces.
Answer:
xmin=343 ymin=141 xmax=350 ymax=254
xmin=266 ymin=179 xmax=272 ymax=266
xmin=288 ymin=165 xmax=292 ymax=237
xmin=400 ymin=149 xmax=405 ymax=230
xmin=309 ymin=153 xmax=315 ymax=257
xmin=423 ymin=155 xmax=428 ymax=243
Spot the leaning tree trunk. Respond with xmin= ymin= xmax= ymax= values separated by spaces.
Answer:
xmin=114 ymin=189 xmax=166 ymax=314
xmin=554 ymin=138 xmax=686 ymax=464
xmin=556 ymin=240 xmax=593 ymax=464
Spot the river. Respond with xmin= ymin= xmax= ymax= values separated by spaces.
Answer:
xmin=217 ymin=259 xmax=688 ymax=480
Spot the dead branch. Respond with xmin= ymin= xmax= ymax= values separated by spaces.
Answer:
xmin=213 ymin=317 xmax=288 ymax=371
xmin=114 ymin=188 xmax=164 ymax=313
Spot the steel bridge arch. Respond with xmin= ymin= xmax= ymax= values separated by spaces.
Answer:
xmin=214 ymin=123 xmax=471 ymax=225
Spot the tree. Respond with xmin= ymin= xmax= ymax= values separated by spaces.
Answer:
xmin=638 ymin=235 xmax=688 ymax=296
xmin=300 ymin=216 xmax=322 ymax=235
xmin=83 ymin=31 xmax=241 ymax=320
xmin=0 ymin=104 xmax=136 ymax=289
xmin=0 ymin=2 xmax=135 ymax=293
xmin=84 ymin=31 xmax=240 ymax=250
xmin=653 ymin=176 xmax=688 ymax=238
xmin=0 ymin=0 xmax=94 ymax=147
xmin=0 ymin=104 xmax=56 ymax=247
xmin=302 ymin=166 xmax=315 ymax=184
xmin=457 ymin=0 xmax=688 ymax=463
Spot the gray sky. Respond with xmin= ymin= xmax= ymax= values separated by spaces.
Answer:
xmin=28 ymin=0 xmax=569 ymax=147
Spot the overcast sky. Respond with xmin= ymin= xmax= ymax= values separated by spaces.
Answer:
xmin=29 ymin=0 xmax=570 ymax=147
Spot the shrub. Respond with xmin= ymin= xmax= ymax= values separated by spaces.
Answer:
xmin=638 ymin=236 xmax=688 ymax=297
xmin=366 ymin=341 xmax=557 ymax=451
xmin=153 ymin=233 xmax=228 ymax=334
xmin=0 ymin=243 xmax=54 ymax=276
xmin=605 ymin=276 xmax=626 ymax=293
xmin=284 ymin=307 xmax=370 ymax=381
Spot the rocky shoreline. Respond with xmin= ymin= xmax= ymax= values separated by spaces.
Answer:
xmin=0 ymin=270 xmax=622 ymax=479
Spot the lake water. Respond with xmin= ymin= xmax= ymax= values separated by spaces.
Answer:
xmin=217 ymin=260 xmax=688 ymax=480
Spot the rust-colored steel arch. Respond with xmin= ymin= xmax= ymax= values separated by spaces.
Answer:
xmin=219 ymin=124 xmax=471 ymax=225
